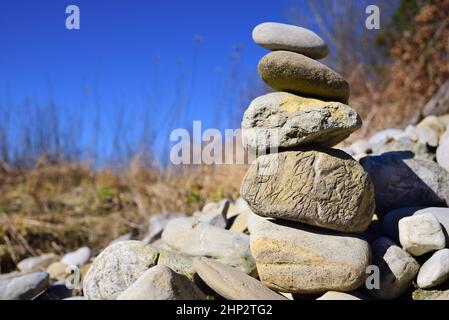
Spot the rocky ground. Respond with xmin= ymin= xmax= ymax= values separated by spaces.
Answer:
xmin=1 ymin=22 xmax=449 ymax=301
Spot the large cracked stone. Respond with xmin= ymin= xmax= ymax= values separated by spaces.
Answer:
xmin=360 ymin=151 xmax=449 ymax=215
xmin=241 ymin=149 xmax=375 ymax=233
xmin=250 ymin=218 xmax=371 ymax=294
xmin=241 ymin=92 xmax=361 ymax=150
xmin=258 ymin=51 xmax=350 ymax=103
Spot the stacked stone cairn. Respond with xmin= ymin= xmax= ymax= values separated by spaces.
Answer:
xmin=240 ymin=22 xmax=376 ymax=295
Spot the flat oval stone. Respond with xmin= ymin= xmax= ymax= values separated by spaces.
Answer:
xmin=240 ymin=149 xmax=375 ymax=233
xmin=83 ymin=241 xmax=159 ymax=300
xmin=193 ymin=257 xmax=286 ymax=300
xmin=250 ymin=218 xmax=371 ymax=294
xmin=252 ymin=22 xmax=329 ymax=59
xmin=242 ymin=92 xmax=361 ymax=150
xmin=258 ymin=51 xmax=350 ymax=103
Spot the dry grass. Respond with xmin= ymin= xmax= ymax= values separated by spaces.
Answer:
xmin=0 ymin=158 xmax=246 ymax=273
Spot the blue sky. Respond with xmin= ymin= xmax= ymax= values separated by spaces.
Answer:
xmin=0 ymin=0 xmax=314 ymax=164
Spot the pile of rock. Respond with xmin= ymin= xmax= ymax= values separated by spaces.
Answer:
xmin=239 ymin=22 xmax=375 ymax=294
xmin=2 ymin=22 xmax=449 ymax=301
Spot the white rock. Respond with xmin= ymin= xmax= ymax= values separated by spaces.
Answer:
xmin=369 ymin=129 xmax=411 ymax=153
xmin=417 ymin=249 xmax=449 ymax=289
xmin=399 ymin=213 xmax=446 ymax=256
xmin=61 ymin=247 xmax=91 ymax=267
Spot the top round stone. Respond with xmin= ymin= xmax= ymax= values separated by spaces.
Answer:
xmin=252 ymin=22 xmax=329 ymax=59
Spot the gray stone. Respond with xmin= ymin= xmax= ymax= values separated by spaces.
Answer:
xmin=360 ymin=151 xmax=449 ymax=215
xmin=258 ymin=51 xmax=349 ymax=103
xmin=250 ymin=218 xmax=371 ymax=294
xmin=17 ymin=253 xmax=59 ymax=273
xmin=417 ymin=249 xmax=449 ymax=289
xmin=252 ymin=22 xmax=329 ymax=59
xmin=61 ymin=247 xmax=91 ymax=267
xmin=369 ymin=237 xmax=420 ymax=300
xmin=241 ymin=92 xmax=361 ymax=150
xmin=157 ymin=250 xmax=196 ymax=280
xmin=2 ymin=272 xmax=49 ymax=300
xmin=83 ymin=241 xmax=159 ymax=300
xmin=437 ymin=129 xmax=449 ymax=172
xmin=241 ymin=149 xmax=375 ymax=233
xmin=161 ymin=217 xmax=255 ymax=274
xmin=117 ymin=265 xmax=205 ymax=300
xmin=399 ymin=213 xmax=446 ymax=256
xmin=193 ymin=257 xmax=286 ymax=300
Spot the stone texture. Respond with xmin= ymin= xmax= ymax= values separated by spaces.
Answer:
xmin=417 ymin=116 xmax=446 ymax=137
xmin=61 ymin=247 xmax=91 ymax=267
xmin=360 ymin=151 xmax=449 ymax=215
xmin=252 ymin=22 xmax=329 ymax=59
xmin=83 ymin=241 xmax=159 ymax=300
xmin=193 ymin=257 xmax=286 ymax=300
xmin=437 ymin=128 xmax=449 ymax=172
xmin=369 ymin=237 xmax=420 ymax=300
xmin=2 ymin=272 xmax=49 ymax=300
xmin=241 ymin=92 xmax=361 ymax=150
xmin=241 ymin=149 xmax=375 ymax=233
xmin=157 ymin=250 xmax=196 ymax=280
xmin=413 ymin=288 xmax=449 ymax=300
xmin=316 ymin=291 xmax=362 ymax=300
xmin=417 ymin=249 xmax=449 ymax=289
xmin=258 ymin=51 xmax=349 ymax=103
xmin=116 ymin=265 xmax=205 ymax=300
xmin=399 ymin=213 xmax=446 ymax=256
xmin=17 ymin=253 xmax=59 ymax=273
xmin=161 ymin=217 xmax=255 ymax=274
xmin=250 ymin=218 xmax=371 ymax=294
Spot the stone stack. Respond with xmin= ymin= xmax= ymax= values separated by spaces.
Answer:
xmin=240 ymin=22 xmax=376 ymax=294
